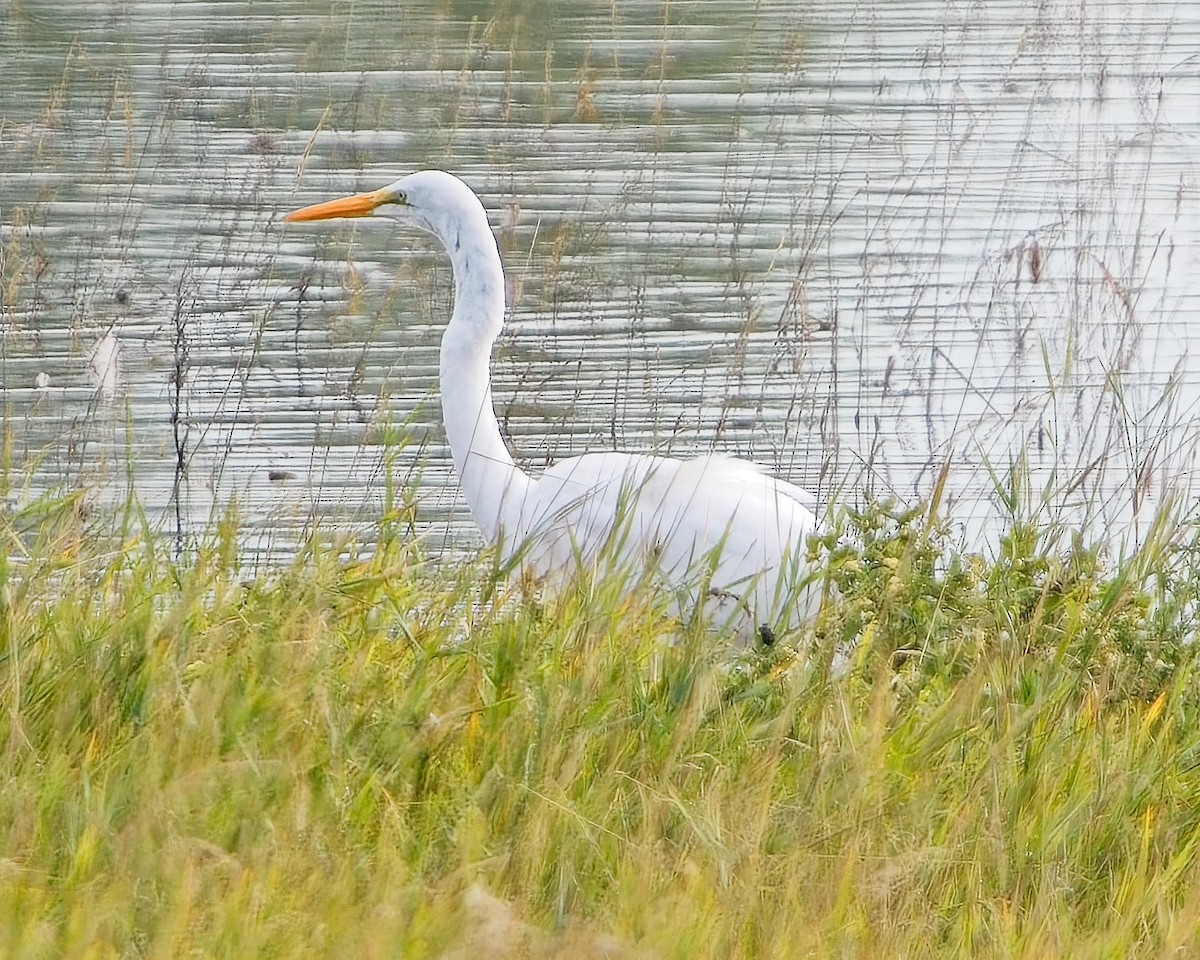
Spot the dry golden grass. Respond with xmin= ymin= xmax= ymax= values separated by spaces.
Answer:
xmin=3 ymin=491 xmax=1200 ymax=958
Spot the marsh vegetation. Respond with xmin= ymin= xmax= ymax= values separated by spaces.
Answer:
xmin=4 ymin=484 xmax=1200 ymax=956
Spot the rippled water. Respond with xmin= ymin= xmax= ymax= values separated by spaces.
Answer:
xmin=2 ymin=0 xmax=1198 ymax=560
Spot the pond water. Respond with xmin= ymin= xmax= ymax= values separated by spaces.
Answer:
xmin=2 ymin=0 xmax=1198 ymax=562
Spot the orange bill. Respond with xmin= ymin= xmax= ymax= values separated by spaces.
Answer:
xmin=284 ymin=187 xmax=394 ymax=222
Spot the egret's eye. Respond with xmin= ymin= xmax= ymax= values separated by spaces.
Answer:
xmin=392 ymin=191 xmax=408 ymax=206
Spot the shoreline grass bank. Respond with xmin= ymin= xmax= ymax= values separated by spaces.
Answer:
xmin=3 ymin=492 xmax=1200 ymax=957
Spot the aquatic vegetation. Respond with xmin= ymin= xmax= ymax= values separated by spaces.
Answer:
xmin=3 ymin=487 xmax=1200 ymax=958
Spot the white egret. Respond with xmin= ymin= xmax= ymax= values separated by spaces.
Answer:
xmin=286 ymin=171 xmax=822 ymax=642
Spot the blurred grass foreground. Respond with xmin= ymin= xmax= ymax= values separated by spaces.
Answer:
xmin=4 ymin=476 xmax=1200 ymax=959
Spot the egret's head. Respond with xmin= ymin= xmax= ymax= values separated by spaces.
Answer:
xmin=285 ymin=170 xmax=487 ymax=248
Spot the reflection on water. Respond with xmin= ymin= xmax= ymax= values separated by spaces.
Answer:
xmin=1 ymin=0 xmax=1198 ymax=561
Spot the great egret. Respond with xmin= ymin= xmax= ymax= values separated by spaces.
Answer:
xmin=286 ymin=170 xmax=822 ymax=642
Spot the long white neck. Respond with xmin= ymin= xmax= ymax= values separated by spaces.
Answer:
xmin=437 ymin=206 xmax=530 ymax=545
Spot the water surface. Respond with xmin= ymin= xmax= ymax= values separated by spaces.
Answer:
xmin=2 ymin=0 xmax=1198 ymax=560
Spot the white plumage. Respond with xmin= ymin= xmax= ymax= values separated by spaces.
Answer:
xmin=287 ymin=170 xmax=822 ymax=642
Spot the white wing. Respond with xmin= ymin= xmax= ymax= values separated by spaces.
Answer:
xmin=504 ymin=452 xmax=821 ymax=642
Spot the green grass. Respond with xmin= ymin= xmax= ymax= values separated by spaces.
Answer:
xmin=4 ymin=488 xmax=1200 ymax=958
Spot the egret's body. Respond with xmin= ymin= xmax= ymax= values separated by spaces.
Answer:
xmin=287 ymin=171 xmax=822 ymax=641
